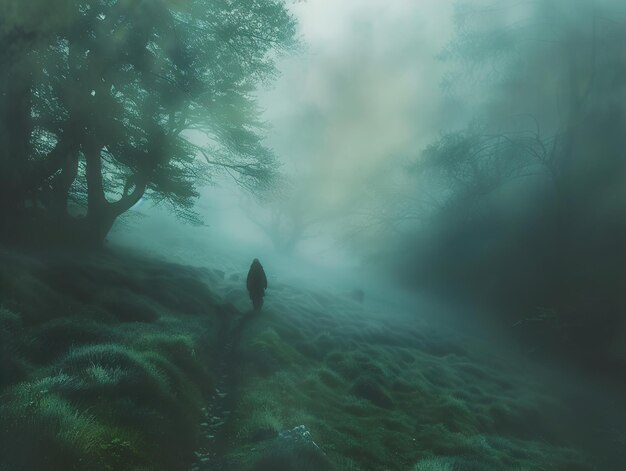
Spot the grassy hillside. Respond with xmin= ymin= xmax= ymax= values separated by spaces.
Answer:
xmin=0 ymin=247 xmax=225 ymax=471
xmin=1 ymin=246 xmax=625 ymax=470
xmin=223 ymin=281 xmax=624 ymax=470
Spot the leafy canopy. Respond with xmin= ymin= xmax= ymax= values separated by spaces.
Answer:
xmin=0 ymin=0 xmax=296 ymax=232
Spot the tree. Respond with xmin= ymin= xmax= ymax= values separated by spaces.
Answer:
xmin=0 ymin=0 xmax=296 ymax=245
xmin=241 ymin=176 xmax=332 ymax=255
xmin=381 ymin=0 xmax=626 ymax=364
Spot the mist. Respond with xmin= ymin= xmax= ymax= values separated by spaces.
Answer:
xmin=1 ymin=0 xmax=625 ymax=470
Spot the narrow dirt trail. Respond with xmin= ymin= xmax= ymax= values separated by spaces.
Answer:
xmin=189 ymin=311 xmax=255 ymax=471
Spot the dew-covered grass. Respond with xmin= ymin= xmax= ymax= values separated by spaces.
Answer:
xmin=220 ymin=280 xmax=623 ymax=470
xmin=0 ymin=247 xmax=221 ymax=471
xmin=1 ymin=245 xmax=625 ymax=470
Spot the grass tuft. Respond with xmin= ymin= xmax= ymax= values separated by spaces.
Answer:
xmin=0 ymin=248 xmax=220 ymax=471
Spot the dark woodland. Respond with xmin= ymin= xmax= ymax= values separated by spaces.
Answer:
xmin=1 ymin=1 xmax=625 ymax=470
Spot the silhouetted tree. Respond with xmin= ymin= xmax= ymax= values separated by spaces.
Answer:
xmin=387 ymin=0 xmax=626 ymax=366
xmin=241 ymin=170 xmax=357 ymax=255
xmin=0 ymin=0 xmax=296 ymax=245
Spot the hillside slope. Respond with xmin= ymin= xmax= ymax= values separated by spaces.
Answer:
xmin=0 ymin=247 xmax=225 ymax=471
xmin=213 ymin=276 xmax=626 ymax=470
xmin=1 ymin=246 xmax=625 ymax=471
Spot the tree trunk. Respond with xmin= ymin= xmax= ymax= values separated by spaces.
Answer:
xmin=82 ymin=140 xmax=148 ymax=246
xmin=83 ymin=140 xmax=112 ymax=246
xmin=0 ymin=58 xmax=33 ymax=215
xmin=82 ymin=209 xmax=117 ymax=247
xmin=48 ymin=148 xmax=80 ymax=217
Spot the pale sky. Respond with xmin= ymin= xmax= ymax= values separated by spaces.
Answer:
xmin=197 ymin=1 xmax=459 ymax=262
xmin=258 ymin=0 xmax=456 ymax=206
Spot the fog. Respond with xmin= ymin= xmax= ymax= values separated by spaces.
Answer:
xmin=114 ymin=0 xmax=626 ymax=338
xmin=119 ymin=1 xmax=455 ymax=261
xmin=98 ymin=0 xmax=626 ymax=361
xmin=109 ymin=0 xmax=459 ymax=319
xmin=1 ymin=0 xmax=626 ymax=469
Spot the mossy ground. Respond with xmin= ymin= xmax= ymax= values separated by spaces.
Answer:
xmin=223 ymin=281 xmax=626 ymax=470
xmin=0 ymin=247 xmax=224 ymax=471
xmin=1 ymin=246 xmax=625 ymax=470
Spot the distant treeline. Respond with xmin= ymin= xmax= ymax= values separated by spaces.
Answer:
xmin=385 ymin=0 xmax=626 ymax=371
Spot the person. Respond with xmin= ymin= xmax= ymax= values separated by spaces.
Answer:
xmin=246 ymin=258 xmax=267 ymax=311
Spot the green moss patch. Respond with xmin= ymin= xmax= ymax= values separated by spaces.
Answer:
xmin=221 ymin=284 xmax=604 ymax=470
xmin=0 ymin=248 xmax=219 ymax=471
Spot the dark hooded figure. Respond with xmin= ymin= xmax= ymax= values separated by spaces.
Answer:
xmin=246 ymin=258 xmax=267 ymax=311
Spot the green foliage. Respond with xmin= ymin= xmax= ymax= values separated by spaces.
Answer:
xmin=393 ymin=0 xmax=626 ymax=369
xmin=0 ymin=248 xmax=219 ymax=470
xmin=0 ymin=0 xmax=297 ymax=244
xmin=0 ymin=248 xmax=619 ymax=470
xmin=224 ymin=284 xmax=598 ymax=471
